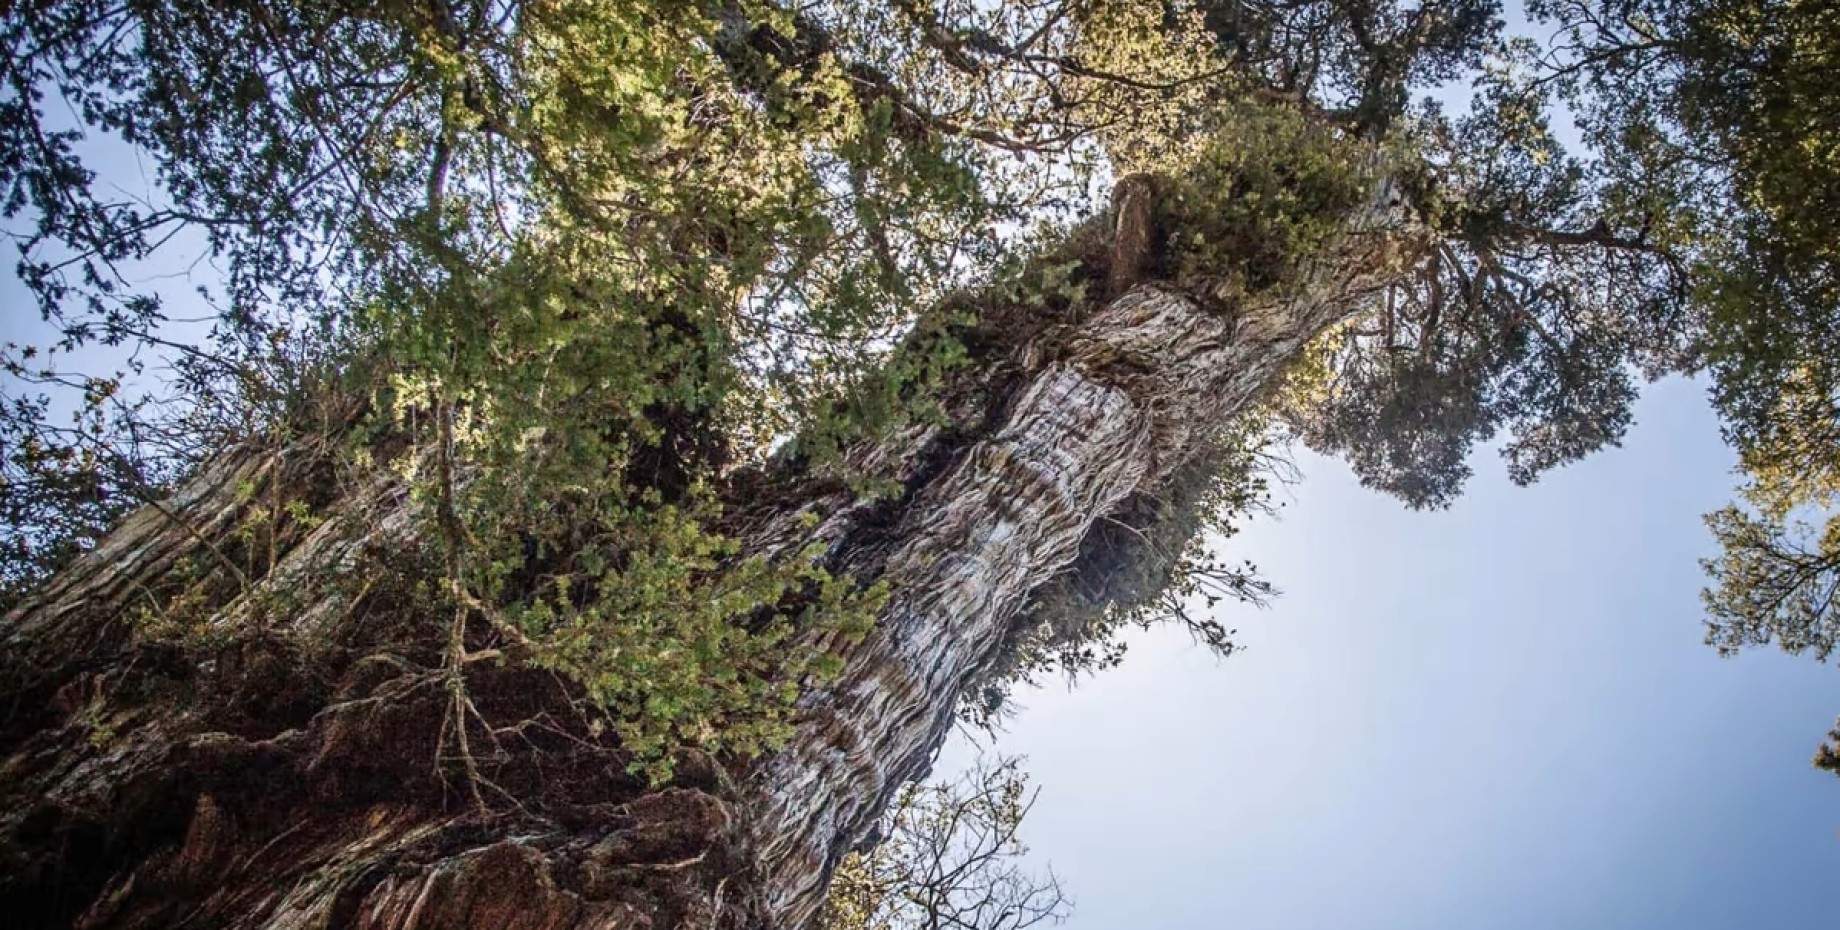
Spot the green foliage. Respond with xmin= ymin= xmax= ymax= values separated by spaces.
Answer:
xmin=1702 ymin=496 xmax=1840 ymax=663
xmin=1538 ymin=0 xmax=1840 ymax=680
xmin=1524 ymin=0 xmax=1840 ymax=774
xmin=1284 ymin=47 xmax=1697 ymax=508
xmin=126 ymin=551 xmax=231 ymax=645
xmin=513 ymin=519 xmax=884 ymax=782
xmin=1682 ymin=0 xmax=1840 ymax=467
xmin=779 ymin=310 xmax=980 ymax=479
xmin=1677 ymin=2 xmax=1840 ymax=663
xmin=1161 ymin=104 xmax=1373 ymax=301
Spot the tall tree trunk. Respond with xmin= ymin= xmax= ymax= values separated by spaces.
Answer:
xmin=0 ymin=174 xmax=1420 ymax=929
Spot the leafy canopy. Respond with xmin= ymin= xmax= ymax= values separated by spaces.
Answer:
xmin=10 ymin=0 xmax=1840 ymax=775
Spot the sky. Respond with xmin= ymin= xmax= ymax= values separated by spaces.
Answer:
xmin=939 ymin=375 xmax=1840 ymax=930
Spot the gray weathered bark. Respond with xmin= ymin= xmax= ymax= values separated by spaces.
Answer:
xmin=745 ymin=175 xmax=1422 ymax=925
xmin=0 ymin=172 xmax=1421 ymax=929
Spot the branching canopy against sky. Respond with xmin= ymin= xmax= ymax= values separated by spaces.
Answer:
xmin=3 ymin=0 xmax=1840 ymax=924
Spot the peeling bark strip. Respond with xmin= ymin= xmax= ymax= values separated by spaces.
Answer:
xmin=0 ymin=175 xmax=1418 ymax=928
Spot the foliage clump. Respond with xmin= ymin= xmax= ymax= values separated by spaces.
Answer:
xmin=1160 ymin=106 xmax=1374 ymax=302
xmin=510 ymin=515 xmax=884 ymax=781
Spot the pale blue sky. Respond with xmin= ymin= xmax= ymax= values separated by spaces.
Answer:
xmin=942 ymin=376 xmax=1839 ymax=929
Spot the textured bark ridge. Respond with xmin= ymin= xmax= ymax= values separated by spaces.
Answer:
xmin=747 ymin=177 xmax=1422 ymax=926
xmin=0 ymin=175 xmax=1419 ymax=929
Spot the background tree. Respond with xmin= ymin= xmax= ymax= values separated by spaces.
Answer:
xmin=1532 ymin=0 xmax=1840 ymax=775
xmin=818 ymin=756 xmax=1068 ymax=930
